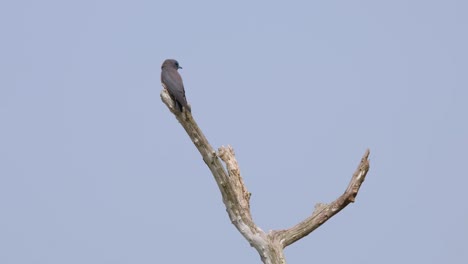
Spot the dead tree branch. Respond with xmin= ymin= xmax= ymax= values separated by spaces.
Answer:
xmin=270 ymin=149 xmax=370 ymax=247
xmin=161 ymin=89 xmax=370 ymax=264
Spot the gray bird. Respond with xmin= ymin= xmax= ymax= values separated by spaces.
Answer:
xmin=161 ymin=59 xmax=191 ymax=112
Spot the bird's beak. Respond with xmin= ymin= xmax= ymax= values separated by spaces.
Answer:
xmin=178 ymin=66 xmax=183 ymax=69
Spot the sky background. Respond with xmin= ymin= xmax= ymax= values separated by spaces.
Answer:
xmin=1 ymin=0 xmax=467 ymax=263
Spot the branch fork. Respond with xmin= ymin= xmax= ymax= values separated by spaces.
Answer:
xmin=161 ymin=89 xmax=371 ymax=264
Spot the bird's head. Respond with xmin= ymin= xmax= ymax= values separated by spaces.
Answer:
xmin=162 ymin=59 xmax=182 ymax=70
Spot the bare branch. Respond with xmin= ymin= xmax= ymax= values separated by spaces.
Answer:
xmin=272 ymin=149 xmax=371 ymax=248
xmin=218 ymin=146 xmax=252 ymax=213
xmin=161 ymin=90 xmax=282 ymax=263
xmin=161 ymin=89 xmax=371 ymax=263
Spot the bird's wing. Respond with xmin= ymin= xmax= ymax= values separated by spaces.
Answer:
xmin=161 ymin=69 xmax=188 ymax=106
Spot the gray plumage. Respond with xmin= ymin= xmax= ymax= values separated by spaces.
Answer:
xmin=161 ymin=59 xmax=190 ymax=112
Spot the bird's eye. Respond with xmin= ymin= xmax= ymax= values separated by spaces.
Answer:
xmin=175 ymin=62 xmax=179 ymax=67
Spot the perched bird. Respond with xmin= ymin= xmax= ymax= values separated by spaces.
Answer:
xmin=161 ymin=59 xmax=191 ymax=112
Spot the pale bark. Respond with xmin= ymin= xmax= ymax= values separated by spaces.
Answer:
xmin=161 ymin=89 xmax=371 ymax=264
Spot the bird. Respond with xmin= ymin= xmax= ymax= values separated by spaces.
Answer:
xmin=161 ymin=59 xmax=191 ymax=112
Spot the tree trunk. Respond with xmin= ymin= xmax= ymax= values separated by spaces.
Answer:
xmin=161 ymin=89 xmax=371 ymax=263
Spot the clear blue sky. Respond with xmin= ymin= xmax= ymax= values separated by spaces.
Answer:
xmin=1 ymin=1 xmax=467 ymax=263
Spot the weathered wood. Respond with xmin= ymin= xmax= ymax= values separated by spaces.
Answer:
xmin=161 ymin=89 xmax=370 ymax=263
